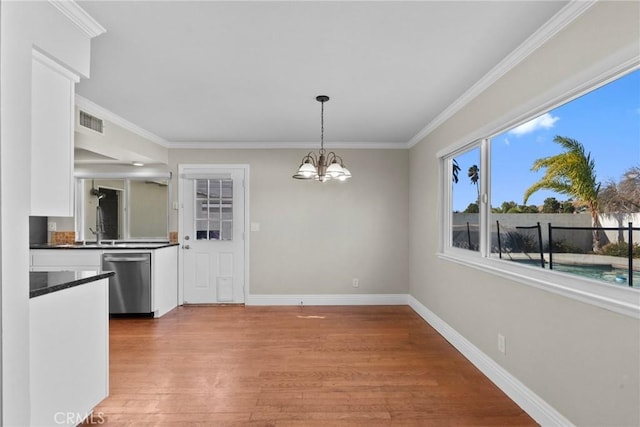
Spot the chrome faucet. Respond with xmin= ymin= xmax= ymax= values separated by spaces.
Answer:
xmin=89 ymin=196 xmax=105 ymax=245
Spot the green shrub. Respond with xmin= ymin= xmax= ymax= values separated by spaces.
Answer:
xmin=503 ymin=231 xmax=538 ymax=253
xmin=598 ymin=241 xmax=640 ymax=258
xmin=546 ymin=239 xmax=585 ymax=254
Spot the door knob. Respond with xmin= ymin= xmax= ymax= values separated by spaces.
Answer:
xmin=183 ymin=245 xmax=191 ymax=250
xmin=184 ymin=235 xmax=190 ymax=240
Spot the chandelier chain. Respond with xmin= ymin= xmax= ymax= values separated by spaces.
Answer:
xmin=320 ymin=100 xmax=325 ymax=154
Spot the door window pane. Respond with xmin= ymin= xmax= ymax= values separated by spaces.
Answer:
xmin=221 ymin=221 xmax=233 ymax=241
xmin=208 ymin=221 xmax=221 ymax=240
xmin=196 ymin=220 xmax=209 ymax=240
xmin=221 ymin=207 xmax=233 ymax=221
xmin=196 ymin=200 xmax=209 ymax=219
xmin=221 ymin=180 xmax=233 ymax=198
xmin=193 ymin=178 xmax=233 ymax=241
xmin=196 ymin=180 xmax=209 ymax=198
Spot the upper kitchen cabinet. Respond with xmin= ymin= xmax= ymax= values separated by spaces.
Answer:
xmin=27 ymin=1 xmax=106 ymax=217
xmin=30 ymin=51 xmax=79 ymax=217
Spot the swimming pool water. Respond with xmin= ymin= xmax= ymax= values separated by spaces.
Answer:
xmin=551 ymin=263 xmax=637 ymax=287
xmin=512 ymin=259 xmax=638 ymax=287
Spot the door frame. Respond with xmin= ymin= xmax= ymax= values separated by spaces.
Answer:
xmin=177 ymin=164 xmax=250 ymax=305
xmin=97 ymin=185 xmax=124 ymax=240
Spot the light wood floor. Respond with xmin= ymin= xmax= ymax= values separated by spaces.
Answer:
xmin=87 ymin=305 xmax=536 ymax=426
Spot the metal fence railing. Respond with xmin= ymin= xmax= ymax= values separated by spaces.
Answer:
xmin=494 ymin=221 xmax=639 ymax=288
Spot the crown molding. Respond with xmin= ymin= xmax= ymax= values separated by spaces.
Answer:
xmin=167 ymin=141 xmax=408 ymax=150
xmin=48 ymin=0 xmax=106 ymax=38
xmin=32 ymin=49 xmax=80 ymax=82
xmin=435 ymin=47 xmax=640 ymax=160
xmin=75 ymin=95 xmax=170 ymax=148
xmin=407 ymin=0 xmax=596 ymax=148
xmin=74 ymin=96 xmax=404 ymax=150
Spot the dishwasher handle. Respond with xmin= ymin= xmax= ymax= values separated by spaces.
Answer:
xmin=103 ymin=256 xmax=149 ymax=262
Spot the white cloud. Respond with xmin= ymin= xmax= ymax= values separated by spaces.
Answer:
xmin=508 ymin=113 xmax=559 ymax=136
xmin=503 ymin=137 xmax=510 ymax=146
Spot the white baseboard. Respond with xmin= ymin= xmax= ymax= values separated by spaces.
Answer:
xmin=246 ymin=293 xmax=408 ymax=306
xmin=407 ymin=295 xmax=573 ymax=427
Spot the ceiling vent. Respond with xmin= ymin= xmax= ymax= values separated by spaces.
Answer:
xmin=78 ymin=110 xmax=104 ymax=134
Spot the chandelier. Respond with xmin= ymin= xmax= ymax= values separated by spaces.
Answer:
xmin=293 ymin=95 xmax=352 ymax=182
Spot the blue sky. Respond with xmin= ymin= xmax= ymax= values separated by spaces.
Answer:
xmin=453 ymin=69 xmax=640 ymax=212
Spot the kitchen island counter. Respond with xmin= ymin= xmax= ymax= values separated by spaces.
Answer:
xmin=30 ymin=270 xmax=110 ymax=426
xmin=30 ymin=242 xmax=179 ymax=250
xmin=29 ymin=270 xmax=114 ymax=298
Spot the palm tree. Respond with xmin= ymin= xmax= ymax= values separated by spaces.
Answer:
xmin=523 ymin=136 xmax=602 ymax=251
xmin=452 ymin=159 xmax=461 ymax=184
xmin=468 ymin=164 xmax=479 ymax=203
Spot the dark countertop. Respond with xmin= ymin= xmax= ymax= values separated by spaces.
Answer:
xmin=30 ymin=271 xmax=115 ymax=298
xmin=30 ymin=242 xmax=179 ymax=250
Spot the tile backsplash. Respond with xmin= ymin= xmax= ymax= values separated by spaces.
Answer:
xmin=51 ymin=231 xmax=76 ymax=245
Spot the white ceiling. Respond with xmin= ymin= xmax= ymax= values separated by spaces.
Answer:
xmin=76 ymin=1 xmax=569 ymax=147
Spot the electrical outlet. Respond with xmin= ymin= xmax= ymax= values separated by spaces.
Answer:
xmin=498 ymin=333 xmax=506 ymax=354
xmin=48 ymin=222 xmax=56 ymax=232
xmin=352 ymin=278 xmax=359 ymax=288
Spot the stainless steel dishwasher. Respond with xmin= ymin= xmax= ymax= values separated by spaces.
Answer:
xmin=102 ymin=252 xmax=151 ymax=314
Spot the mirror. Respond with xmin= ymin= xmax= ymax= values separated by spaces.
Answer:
xmin=79 ymin=178 xmax=169 ymax=241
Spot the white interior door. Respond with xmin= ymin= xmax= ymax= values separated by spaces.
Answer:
xmin=181 ymin=167 xmax=245 ymax=304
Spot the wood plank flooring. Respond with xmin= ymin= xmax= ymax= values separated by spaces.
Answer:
xmin=86 ymin=305 xmax=536 ymax=426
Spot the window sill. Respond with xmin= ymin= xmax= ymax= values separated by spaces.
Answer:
xmin=437 ymin=250 xmax=640 ymax=319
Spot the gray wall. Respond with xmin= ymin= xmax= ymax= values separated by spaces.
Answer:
xmin=129 ymin=180 xmax=168 ymax=238
xmin=169 ymin=148 xmax=410 ymax=295
xmin=409 ymin=2 xmax=639 ymax=426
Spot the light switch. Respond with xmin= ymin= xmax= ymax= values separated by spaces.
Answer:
xmin=250 ymin=222 xmax=260 ymax=232
xmin=48 ymin=222 xmax=56 ymax=232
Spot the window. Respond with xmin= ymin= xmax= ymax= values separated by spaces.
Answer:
xmin=194 ymin=178 xmax=233 ymax=241
xmin=450 ymin=146 xmax=481 ymax=252
xmin=441 ymin=68 xmax=639 ymax=315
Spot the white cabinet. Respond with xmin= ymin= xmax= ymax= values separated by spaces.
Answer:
xmin=30 ymin=279 xmax=109 ymax=427
xmin=30 ymin=50 xmax=79 ymax=217
xmin=152 ymin=245 xmax=179 ymax=317
xmin=102 ymin=246 xmax=179 ymax=317
xmin=30 ymin=246 xmax=179 ymax=317
xmin=30 ymin=249 xmax=102 ymax=272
